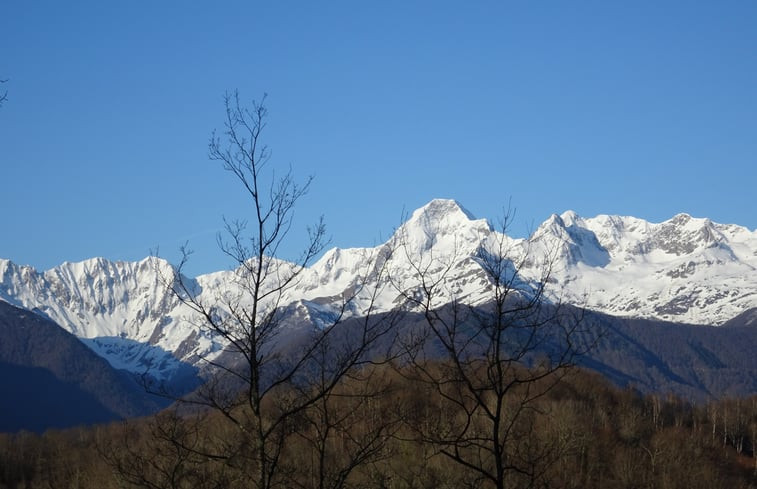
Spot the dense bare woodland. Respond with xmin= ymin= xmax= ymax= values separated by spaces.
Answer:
xmin=3 ymin=369 xmax=757 ymax=489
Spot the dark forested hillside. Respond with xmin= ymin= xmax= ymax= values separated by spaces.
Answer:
xmin=0 ymin=301 xmax=169 ymax=432
xmin=3 ymin=294 xmax=757 ymax=434
xmin=580 ymin=309 xmax=757 ymax=400
xmin=0 ymin=361 xmax=117 ymax=432
xmin=369 ymin=303 xmax=757 ymax=401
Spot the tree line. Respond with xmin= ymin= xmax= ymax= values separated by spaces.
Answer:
xmin=2 ymin=368 xmax=757 ymax=488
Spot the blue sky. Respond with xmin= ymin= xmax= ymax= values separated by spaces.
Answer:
xmin=2 ymin=1 xmax=756 ymax=276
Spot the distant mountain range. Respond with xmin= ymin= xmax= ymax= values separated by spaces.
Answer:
xmin=1 ymin=199 xmax=756 ymax=409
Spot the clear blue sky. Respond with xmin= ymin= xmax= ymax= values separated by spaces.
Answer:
xmin=2 ymin=1 xmax=756 ymax=276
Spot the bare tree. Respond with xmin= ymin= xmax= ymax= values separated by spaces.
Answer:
xmin=392 ymin=208 xmax=595 ymax=489
xmin=99 ymin=411 xmax=232 ymax=489
xmin=286 ymin=362 xmax=401 ymax=489
xmin=142 ymin=92 xmax=398 ymax=489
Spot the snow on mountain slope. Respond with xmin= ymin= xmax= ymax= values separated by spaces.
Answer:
xmin=377 ymin=199 xmax=496 ymax=308
xmin=274 ymin=199 xmax=757 ymax=326
xmin=0 ymin=257 xmax=222 ymax=380
xmin=291 ymin=199 xmax=496 ymax=314
xmin=554 ymin=212 xmax=757 ymax=325
xmin=2 ymin=199 xmax=756 ymax=379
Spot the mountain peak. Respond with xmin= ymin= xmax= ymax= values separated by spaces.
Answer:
xmin=414 ymin=198 xmax=476 ymax=221
xmin=390 ymin=199 xmax=491 ymax=257
xmin=560 ymin=210 xmax=582 ymax=227
xmin=532 ymin=213 xmax=567 ymax=240
xmin=399 ymin=199 xmax=491 ymax=237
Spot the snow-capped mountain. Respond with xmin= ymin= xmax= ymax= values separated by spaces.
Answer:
xmin=2 ymin=199 xmax=756 ymax=380
xmin=542 ymin=210 xmax=757 ymax=324
xmin=0 ymin=257 xmax=221 ymax=381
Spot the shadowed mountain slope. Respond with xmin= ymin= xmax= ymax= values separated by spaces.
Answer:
xmin=580 ymin=309 xmax=757 ymax=400
xmin=0 ymin=301 xmax=170 ymax=432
